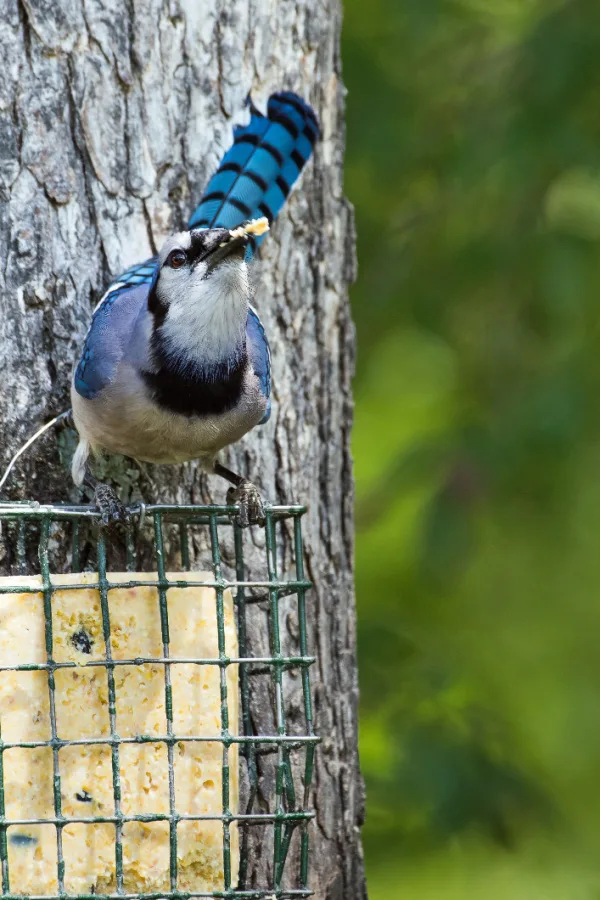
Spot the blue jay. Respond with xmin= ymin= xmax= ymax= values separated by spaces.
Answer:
xmin=70 ymin=91 xmax=318 ymax=526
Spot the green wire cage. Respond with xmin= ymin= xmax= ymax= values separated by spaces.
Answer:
xmin=0 ymin=501 xmax=317 ymax=899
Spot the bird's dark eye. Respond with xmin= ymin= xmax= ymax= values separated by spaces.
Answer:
xmin=168 ymin=249 xmax=187 ymax=269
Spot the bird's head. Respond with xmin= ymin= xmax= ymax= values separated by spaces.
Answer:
xmin=153 ymin=226 xmax=250 ymax=313
xmin=148 ymin=226 xmax=253 ymax=368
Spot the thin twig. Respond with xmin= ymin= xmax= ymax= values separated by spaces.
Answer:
xmin=0 ymin=410 xmax=71 ymax=495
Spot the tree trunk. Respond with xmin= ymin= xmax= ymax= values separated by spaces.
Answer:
xmin=0 ymin=1 xmax=366 ymax=897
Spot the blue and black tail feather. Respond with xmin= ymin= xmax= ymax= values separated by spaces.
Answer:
xmin=102 ymin=91 xmax=318 ymax=298
xmin=188 ymin=91 xmax=319 ymax=255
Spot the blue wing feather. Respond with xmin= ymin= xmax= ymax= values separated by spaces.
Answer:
xmin=107 ymin=258 xmax=159 ymax=293
xmin=246 ymin=305 xmax=271 ymax=424
xmin=74 ymin=264 xmax=157 ymax=400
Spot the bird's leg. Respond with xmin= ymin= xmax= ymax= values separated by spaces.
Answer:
xmin=213 ymin=462 xmax=265 ymax=528
xmin=83 ymin=470 xmax=130 ymax=527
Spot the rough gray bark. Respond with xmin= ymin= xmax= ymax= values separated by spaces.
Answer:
xmin=0 ymin=1 xmax=365 ymax=898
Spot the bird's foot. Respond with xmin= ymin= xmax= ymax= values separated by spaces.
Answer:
xmin=226 ymin=480 xmax=266 ymax=528
xmin=94 ymin=482 xmax=130 ymax=527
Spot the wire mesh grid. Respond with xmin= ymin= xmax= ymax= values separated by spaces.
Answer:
xmin=0 ymin=502 xmax=317 ymax=900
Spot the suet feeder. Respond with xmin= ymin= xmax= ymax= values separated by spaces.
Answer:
xmin=0 ymin=501 xmax=317 ymax=899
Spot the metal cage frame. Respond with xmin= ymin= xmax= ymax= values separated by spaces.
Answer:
xmin=0 ymin=502 xmax=317 ymax=900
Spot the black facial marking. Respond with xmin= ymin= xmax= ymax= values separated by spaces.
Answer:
xmin=188 ymin=228 xmax=231 ymax=266
xmin=148 ymin=276 xmax=168 ymax=325
xmin=71 ymin=629 xmax=94 ymax=654
xmin=189 ymin=230 xmax=208 ymax=263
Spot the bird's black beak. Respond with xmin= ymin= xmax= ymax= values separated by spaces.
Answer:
xmin=206 ymin=234 xmax=248 ymax=271
xmin=190 ymin=227 xmax=248 ymax=272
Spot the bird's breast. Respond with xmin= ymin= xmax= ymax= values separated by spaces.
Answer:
xmin=71 ymin=362 xmax=268 ymax=466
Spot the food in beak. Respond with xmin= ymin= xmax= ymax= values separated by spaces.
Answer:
xmin=220 ymin=217 xmax=270 ymax=246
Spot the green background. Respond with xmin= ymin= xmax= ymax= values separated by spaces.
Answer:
xmin=343 ymin=0 xmax=600 ymax=896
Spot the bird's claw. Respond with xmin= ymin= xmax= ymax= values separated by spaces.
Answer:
xmin=94 ymin=482 xmax=130 ymax=527
xmin=226 ymin=481 xmax=265 ymax=528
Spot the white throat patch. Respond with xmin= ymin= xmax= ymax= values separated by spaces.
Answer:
xmin=157 ymin=254 xmax=250 ymax=369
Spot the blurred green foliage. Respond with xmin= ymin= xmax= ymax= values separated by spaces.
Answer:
xmin=343 ymin=0 xmax=600 ymax=895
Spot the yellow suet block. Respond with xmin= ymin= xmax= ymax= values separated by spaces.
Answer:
xmin=0 ymin=572 xmax=238 ymax=895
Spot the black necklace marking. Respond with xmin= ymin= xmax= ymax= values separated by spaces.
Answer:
xmin=143 ymin=332 xmax=248 ymax=418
